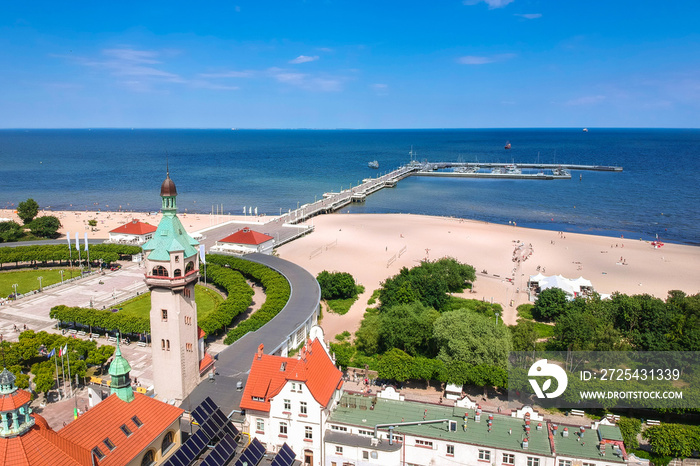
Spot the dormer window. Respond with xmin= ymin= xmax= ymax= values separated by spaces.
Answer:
xmin=280 ymin=362 xmax=286 ymax=371
xmin=103 ymin=438 xmax=116 ymax=451
xmin=120 ymin=424 xmax=133 ymax=437
xmin=93 ymin=446 xmax=106 ymax=460
xmin=252 ymin=396 xmax=265 ymax=402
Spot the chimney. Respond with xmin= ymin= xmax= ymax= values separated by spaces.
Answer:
xmin=257 ymin=344 xmax=264 ymax=360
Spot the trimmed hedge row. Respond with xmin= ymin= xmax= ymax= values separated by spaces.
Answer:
xmin=205 ymin=255 xmax=291 ymax=345
xmin=199 ymin=263 xmax=254 ymax=335
xmin=50 ymin=304 xmax=150 ymax=335
xmin=0 ymin=244 xmax=142 ymax=266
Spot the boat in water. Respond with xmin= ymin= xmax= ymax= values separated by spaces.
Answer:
xmin=505 ymin=141 xmax=511 ymax=149
xmin=368 ymin=160 xmax=379 ymax=169
xmin=583 ymin=128 xmax=588 ymax=132
xmin=504 ymin=163 xmax=521 ymax=174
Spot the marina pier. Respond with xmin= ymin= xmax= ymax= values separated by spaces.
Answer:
xmin=198 ymin=160 xmax=622 ymax=251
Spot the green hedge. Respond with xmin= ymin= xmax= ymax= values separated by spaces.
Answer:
xmin=50 ymin=304 xmax=150 ymax=334
xmin=205 ymin=255 xmax=291 ymax=345
xmin=199 ymin=263 xmax=254 ymax=335
xmin=0 ymin=244 xmax=142 ymax=267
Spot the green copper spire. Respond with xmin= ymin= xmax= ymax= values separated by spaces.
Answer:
xmin=108 ymin=335 xmax=134 ymax=403
xmin=142 ymin=171 xmax=199 ymax=261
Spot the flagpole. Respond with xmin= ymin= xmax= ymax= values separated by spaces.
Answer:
xmin=60 ymin=348 xmax=66 ymax=398
xmin=66 ymin=349 xmax=73 ymax=397
xmin=54 ymin=351 xmax=61 ymax=401
xmin=85 ymin=232 xmax=90 ymax=272
xmin=67 ymin=232 xmax=73 ymax=279
xmin=76 ymin=233 xmax=82 ymax=275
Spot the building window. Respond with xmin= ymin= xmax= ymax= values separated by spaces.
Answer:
xmin=184 ymin=288 xmax=191 ymax=298
xmin=152 ymin=266 xmax=168 ymax=277
xmin=166 ymin=340 xmax=170 ymax=351
xmin=185 ymin=261 xmax=194 ymax=274
xmin=527 ymin=458 xmax=540 ymax=466
xmin=92 ymin=447 xmax=105 ymax=460
xmin=335 ymin=446 xmax=343 ymax=455
xmin=256 ymin=418 xmax=265 ymax=433
xmin=132 ymin=416 xmax=143 ymax=427
xmin=186 ymin=343 xmax=192 ymax=352
xmin=479 ymin=450 xmax=491 ymax=462
xmin=175 ymin=255 xmax=180 ymax=263
xmin=415 ymin=439 xmax=433 ymax=448
xmin=503 ymin=453 xmax=515 ymax=464
xmin=558 ymin=461 xmax=572 ymax=466
xmin=161 ymin=339 xmax=165 ymax=350
xmin=362 ymin=451 xmax=369 ymax=460
xmin=279 ymin=422 xmax=288 ymax=436
xmin=162 ymin=431 xmax=175 ymax=455
xmin=358 ymin=429 xmax=373 ymax=437
xmin=174 ymin=269 xmax=182 ymax=277
xmin=120 ymin=424 xmax=133 ymax=437
xmin=304 ymin=426 xmax=313 ymax=440
xmin=330 ymin=425 xmax=348 ymax=432
xmin=141 ymin=450 xmax=155 ymax=466
xmin=161 ymin=309 xmax=168 ymax=321
xmin=447 ymin=444 xmax=454 ymax=455
xmin=283 ymin=399 xmax=291 ymax=411
xmin=103 ymin=438 xmax=116 ymax=451
xmin=300 ymin=401 xmax=307 ymax=414
xmin=582 ymin=463 xmax=595 ymax=466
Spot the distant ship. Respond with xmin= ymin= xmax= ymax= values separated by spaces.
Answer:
xmin=368 ymin=160 xmax=379 ymax=169
xmin=504 ymin=141 xmax=511 ymax=149
xmin=583 ymin=128 xmax=588 ymax=132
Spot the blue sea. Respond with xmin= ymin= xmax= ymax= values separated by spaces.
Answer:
xmin=0 ymin=129 xmax=698 ymax=245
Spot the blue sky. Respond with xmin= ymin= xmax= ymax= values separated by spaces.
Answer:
xmin=1 ymin=1 xmax=698 ymax=128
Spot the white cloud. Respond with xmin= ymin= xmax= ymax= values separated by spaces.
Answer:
xmin=457 ymin=53 xmax=515 ymax=65
xmin=463 ymin=0 xmax=515 ymax=9
xmin=268 ymin=68 xmax=345 ymax=92
xmin=515 ymin=13 xmax=542 ymax=19
xmin=289 ymin=55 xmax=320 ymax=64
xmin=564 ymin=95 xmax=606 ymax=106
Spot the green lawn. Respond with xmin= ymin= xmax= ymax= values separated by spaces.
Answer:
xmin=327 ymin=285 xmax=365 ymax=315
xmin=516 ymin=303 xmax=555 ymax=338
xmin=116 ymin=285 xmax=224 ymax=321
xmin=0 ymin=268 xmax=73 ymax=297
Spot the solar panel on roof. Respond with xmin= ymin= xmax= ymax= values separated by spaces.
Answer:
xmin=191 ymin=396 xmax=218 ymax=424
xmin=270 ymin=443 xmax=296 ymax=466
xmin=200 ymin=409 xmax=229 ymax=439
xmin=201 ymin=434 xmax=238 ymax=466
xmin=163 ymin=428 xmax=209 ymax=466
xmin=235 ymin=438 xmax=265 ymax=466
xmin=222 ymin=421 xmax=240 ymax=438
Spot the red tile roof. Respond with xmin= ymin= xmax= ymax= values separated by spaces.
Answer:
xmin=240 ymin=338 xmax=342 ymax=412
xmin=219 ymin=228 xmax=273 ymax=245
xmin=197 ymin=326 xmax=206 ymax=340
xmin=199 ymin=353 xmax=215 ymax=375
xmin=0 ymin=388 xmax=31 ymax=411
xmin=60 ymin=393 xmax=183 ymax=466
xmin=0 ymin=414 xmax=92 ymax=466
xmin=109 ymin=220 xmax=157 ymax=235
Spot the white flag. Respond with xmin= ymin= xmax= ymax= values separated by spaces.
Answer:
xmin=255 ymin=207 xmax=258 ymax=215
xmin=75 ymin=232 xmax=80 ymax=250
xmin=243 ymin=206 xmax=246 ymax=215
xmin=84 ymin=232 xmax=89 ymax=250
xmin=66 ymin=231 xmax=71 ymax=247
xmin=248 ymin=206 xmax=252 ymax=214
xmin=199 ymin=244 xmax=206 ymax=264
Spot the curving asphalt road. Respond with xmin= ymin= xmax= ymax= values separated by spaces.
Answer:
xmin=181 ymin=252 xmax=321 ymax=417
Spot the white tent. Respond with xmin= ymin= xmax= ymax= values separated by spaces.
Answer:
xmin=529 ymin=273 xmax=594 ymax=298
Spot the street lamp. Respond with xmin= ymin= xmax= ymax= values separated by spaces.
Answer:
xmin=38 ymin=276 xmax=43 ymax=292
xmin=494 ymin=311 xmax=500 ymax=325
xmin=12 ymin=283 xmax=18 ymax=299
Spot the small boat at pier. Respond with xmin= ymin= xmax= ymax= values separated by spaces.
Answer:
xmin=368 ymin=160 xmax=379 ymax=169
xmin=505 ymin=141 xmax=511 ymax=149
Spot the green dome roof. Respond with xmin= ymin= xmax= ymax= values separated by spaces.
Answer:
xmin=108 ymin=342 xmax=132 ymax=377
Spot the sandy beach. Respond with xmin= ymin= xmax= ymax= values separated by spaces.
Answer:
xmin=276 ymin=213 xmax=700 ymax=340
xmin=0 ymin=208 xmax=241 ymax=239
xmin=4 ymin=208 xmax=698 ymax=341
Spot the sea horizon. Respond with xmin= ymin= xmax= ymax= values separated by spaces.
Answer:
xmin=1 ymin=128 xmax=698 ymax=246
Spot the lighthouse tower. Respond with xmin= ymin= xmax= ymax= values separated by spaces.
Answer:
xmin=142 ymin=170 xmax=201 ymax=402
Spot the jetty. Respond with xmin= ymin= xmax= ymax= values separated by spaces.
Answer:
xmin=196 ymin=160 xmax=622 ymax=251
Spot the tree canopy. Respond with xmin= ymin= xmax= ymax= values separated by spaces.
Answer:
xmin=433 ymin=309 xmax=512 ymax=369
xmin=28 ymin=216 xmax=62 ymax=238
xmin=316 ymin=270 xmax=357 ymax=300
xmin=17 ymin=198 xmax=39 ymax=224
